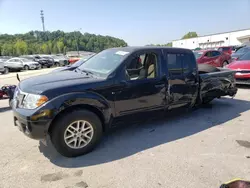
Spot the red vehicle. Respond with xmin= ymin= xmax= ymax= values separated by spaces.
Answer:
xmin=68 ymin=56 xmax=81 ymax=64
xmin=218 ymin=46 xmax=234 ymax=55
xmin=226 ymin=51 xmax=250 ymax=85
xmin=194 ymin=50 xmax=232 ymax=67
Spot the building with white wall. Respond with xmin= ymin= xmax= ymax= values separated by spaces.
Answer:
xmin=172 ymin=28 xmax=250 ymax=49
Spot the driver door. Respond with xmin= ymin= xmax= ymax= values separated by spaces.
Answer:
xmin=114 ymin=49 xmax=166 ymax=116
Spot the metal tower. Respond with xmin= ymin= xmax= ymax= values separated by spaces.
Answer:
xmin=40 ymin=10 xmax=45 ymax=32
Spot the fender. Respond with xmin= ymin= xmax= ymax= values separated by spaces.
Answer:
xmin=45 ymin=91 xmax=113 ymax=130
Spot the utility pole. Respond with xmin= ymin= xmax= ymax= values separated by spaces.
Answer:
xmin=40 ymin=10 xmax=45 ymax=32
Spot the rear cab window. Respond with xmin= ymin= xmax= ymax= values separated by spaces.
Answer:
xmin=164 ymin=50 xmax=196 ymax=77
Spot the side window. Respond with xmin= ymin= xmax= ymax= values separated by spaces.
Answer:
xmin=212 ymin=51 xmax=220 ymax=56
xmin=167 ymin=53 xmax=182 ymax=76
xmin=204 ymin=51 xmax=213 ymax=57
xmin=8 ymin=59 xmax=16 ymax=63
xmin=125 ymin=52 xmax=158 ymax=80
xmin=166 ymin=52 xmax=195 ymax=76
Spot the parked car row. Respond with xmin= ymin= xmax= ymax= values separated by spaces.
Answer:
xmin=192 ymin=45 xmax=250 ymax=85
xmin=0 ymin=54 xmax=70 ymax=74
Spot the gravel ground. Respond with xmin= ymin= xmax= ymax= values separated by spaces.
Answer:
xmin=0 ymin=70 xmax=250 ymax=188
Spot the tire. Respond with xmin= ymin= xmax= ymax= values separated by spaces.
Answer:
xmin=24 ymin=65 xmax=29 ymax=71
xmin=222 ymin=61 xmax=228 ymax=67
xmin=50 ymin=109 xmax=103 ymax=157
xmin=3 ymin=67 xmax=9 ymax=74
xmin=55 ymin=62 xmax=60 ymax=67
xmin=47 ymin=66 xmax=51 ymax=68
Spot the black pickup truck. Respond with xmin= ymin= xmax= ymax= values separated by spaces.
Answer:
xmin=11 ymin=47 xmax=237 ymax=157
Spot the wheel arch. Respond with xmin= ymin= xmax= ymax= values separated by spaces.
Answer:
xmin=48 ymin=104 xmax=107 ymax=135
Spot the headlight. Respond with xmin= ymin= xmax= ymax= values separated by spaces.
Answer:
xmin=22 ymin=94 xmax=48 ymax=109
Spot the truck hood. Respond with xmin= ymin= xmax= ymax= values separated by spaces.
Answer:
xmin=19 ymin=71 xmax=103 ymax=95
xmin=227 ymin=60 xmax=250 ymax=70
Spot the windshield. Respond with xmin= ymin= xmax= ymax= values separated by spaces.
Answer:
xmin=239 ymin=52 xmax=250 ymax=61
xmin=193 ymin=51 xmax=203 ymax=59
xmin=235 ymin=47 xmax=250 ymax=54
xmin=77 ymin=49 xmax=130 ymax=77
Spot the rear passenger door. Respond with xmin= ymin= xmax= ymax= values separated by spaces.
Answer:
xmin=164 ymin=51 xmax=198 ymax=109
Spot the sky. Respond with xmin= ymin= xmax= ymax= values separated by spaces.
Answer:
xmin=0 ymin=0 xmax=250 ymax=46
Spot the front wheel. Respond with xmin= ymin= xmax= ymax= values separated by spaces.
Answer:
xmin=50 ymin=109 xmax=103 ymax=157
xmin=55 ymin=62 xmax=60 ymax=67
xmin=24 ymin=65 xmax=29 ymax=71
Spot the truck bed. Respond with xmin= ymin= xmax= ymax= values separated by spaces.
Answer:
xmin=198 ymin=66 xmax=237 ymax=102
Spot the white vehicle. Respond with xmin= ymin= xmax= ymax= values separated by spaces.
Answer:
xmin=4 ymin=58 xmax=40 ymax=71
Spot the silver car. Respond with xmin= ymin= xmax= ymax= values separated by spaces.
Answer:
xmin=4 ymin=58 xmax=40 ymax=71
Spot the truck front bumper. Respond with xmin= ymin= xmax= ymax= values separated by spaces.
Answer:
xmin=12 ymin=107 xmax=53 ymax=140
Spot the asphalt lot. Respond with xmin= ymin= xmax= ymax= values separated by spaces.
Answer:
xmin=0 ymin=69 xmax=250 ymax=188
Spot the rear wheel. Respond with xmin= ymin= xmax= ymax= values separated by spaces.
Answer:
xmin=50 ymin=109 xmax=103 ymax=157
xmin=3 ymin=67 xmax=9 ymax=74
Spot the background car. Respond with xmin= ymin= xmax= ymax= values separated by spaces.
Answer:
xmin=20 ymin=55 xmax=53 ymax=68
xmin=68 ymin=56 xmax=81 ymax=64
xmin=0 ymin=58 xmax=9 ymax=74
xmin=218 ymin=46 xmax=234 ymax=55
xmin=38 ymin=55 xmax=55 ymax=67
xmin=51 ymin=54 xmax=95 ymax=73
xmin=4 ymin=57 xmax=40 ymax=71
xmin=226 ymin=51 xmax=250 ymax=85
xmin=194 ymin=50 xmax=231 ymax=67
xmin=231 ymin=46 xmax=250 ymax=61
xmin=51 ymin=55 xmax=69 ymax=66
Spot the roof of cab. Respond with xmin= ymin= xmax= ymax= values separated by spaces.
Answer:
xmin=110 ymin=46 xmax=193 ymax=54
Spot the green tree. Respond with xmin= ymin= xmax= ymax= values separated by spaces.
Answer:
xmin=166 ymin=42 xmax=172 ymax=47
xmin=0 ymin=30 xmax=128 ymax=55
xmin=1 ymin=43 xmax=14 ymax=56
xmin=181 ymin=32 xmax=198 ymax=39
xmin=56 ymin=41 xmax=64 ymax=53
xmin=41 ymin=43 xmax=49 ymax=54
xmin=14 ymin=40 xmax=28 ymax=56
xmin=52 ymin=45 xmax=58 ymax=54
xmin=47 ymin=40 xmax=53 ymax=54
